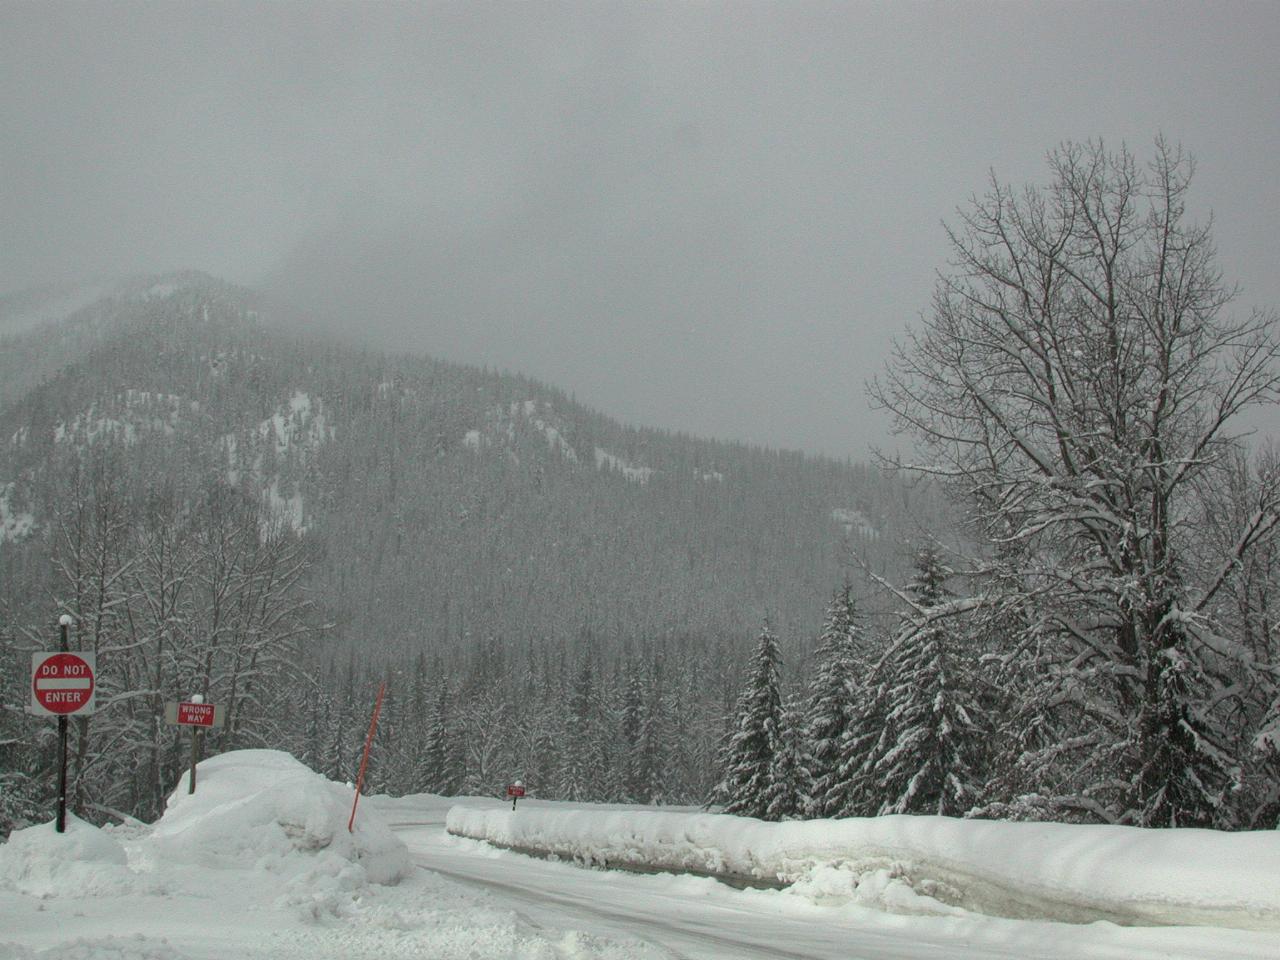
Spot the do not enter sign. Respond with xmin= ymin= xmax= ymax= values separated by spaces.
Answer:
xmin=31 ymin=651 xmax=96 ymax=716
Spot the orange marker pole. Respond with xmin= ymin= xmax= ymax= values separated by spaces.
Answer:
xmin=348 ymin=680 xmax=387 ymax=833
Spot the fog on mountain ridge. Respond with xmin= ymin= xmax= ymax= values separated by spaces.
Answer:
xmin=4 ymin=4 xmax=1277 ymax=461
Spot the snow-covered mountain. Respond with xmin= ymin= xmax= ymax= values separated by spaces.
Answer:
xmin=0 ymin=271 xmax=254 ymax=412
xmin=1 ymin=274 xmax=936 ymax=655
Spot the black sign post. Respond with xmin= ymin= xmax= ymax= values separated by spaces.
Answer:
xmin=163 ymin=699 xmax=225 ymax=795
xmin=31 ymin=615 xmax=95 ymax=834
xmin=507 ymin=781 xmax=526 ymax=810
xmin=56 ymin=616 xmax=69 ymax=833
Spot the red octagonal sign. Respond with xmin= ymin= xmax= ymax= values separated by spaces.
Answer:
xmin=31 ymin=652 xmax=96 ymax=716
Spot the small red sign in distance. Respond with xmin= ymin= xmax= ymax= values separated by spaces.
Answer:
xmin=31 ymin=652 xmax=96 ymax=716
xmin=176 ymin=701 xmax=216 ymax=727
xmin=507 ymin=783 xmax=526 ymax=798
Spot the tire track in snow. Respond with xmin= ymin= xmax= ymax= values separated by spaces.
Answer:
xmin=415 ymin=857 xmax=811 ymax=960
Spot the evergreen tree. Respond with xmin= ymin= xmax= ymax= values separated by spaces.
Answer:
xmin=713 ymin=621 xmax=785 ymax=819
xmin=441 ymin=707 xmax=467 ymax=796
xmin=1131 ymin=643 xmax=1239 ymax=827
xmin=864 ymin=547 xmax=984 ymax=816
xmin=633 ymin=658 xmax=671 ymax=804
xmin=620 ymin=665 xmax=646 ymax=801
xmin=804 ymin=581 xmax=862 ymax=817
xmin=764 ymin=698 xmax=812 ymax=821
xmin=828 ymin=671 xmax=888 ymax=818
xmin=420 ymin=683 xmax=450 ymax=793
xmin=559 ymin=656 xmax=600 ymax=801
xmin=0 ymin=613 xmax=42 ymax=834
xmin=460 ymin=690 xmax=511 ymax=797
xmin=1253 ymin=696 xmax=1280 ymax=828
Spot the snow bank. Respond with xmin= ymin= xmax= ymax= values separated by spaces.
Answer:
xmin=0 ymin=814 xmax=132 ymax=898
xmin=0 ymin=751 xmax=410 ymax=914
xmin=446 ymin=802 xmax=1280 ymax=930
xmin=1 ymin=766 xmax=670 ymax=960
xmin=151 ymin=750 xmax=410 ymax=887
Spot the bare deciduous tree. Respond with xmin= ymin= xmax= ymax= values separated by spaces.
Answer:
xmin=873 ymin=139 xmax=1280 ymax=826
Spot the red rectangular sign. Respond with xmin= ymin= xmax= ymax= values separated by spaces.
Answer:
xmin=177 ymin=702 xmax=216 ymax=726
xmin=506 ymin=784 xmax=526 ymax=798
xmin=164 ymin=701 xmax=224 ymax=728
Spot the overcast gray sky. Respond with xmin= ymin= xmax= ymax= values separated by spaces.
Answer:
xmin=3 ymin=1 xmax=1277 ymax=458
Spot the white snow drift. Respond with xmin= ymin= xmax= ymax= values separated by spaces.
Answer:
xmin=446 ymin=801 xmax=1280 ymax=930
xmin=148 ymin=749 xmax=411 ymax=886
xmin=0 ymin=750 xmax=410 ymax=913
xmin=0 ymin=812 xmax=131 ymax=899
xmin=1 ymin=752 xmax=668 ymax=960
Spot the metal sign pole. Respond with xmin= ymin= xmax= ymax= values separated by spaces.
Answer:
xmin=163 ymin=697 xmax=223 ymax=797
xmin=187 ymin=693 xmax=204 ymax=794
xmin=55 ymin=615 xmax=71 ymax=834
xmin=188 ymin=729 xmax=199 ymax=794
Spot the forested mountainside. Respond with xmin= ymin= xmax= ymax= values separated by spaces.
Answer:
xmin=0 ymin=276 xmax=179 ymax=409
xmin=0 ymin=273 xmax=942 ymax=826
xmin=0 ymin=273 xmax=936 ymax=648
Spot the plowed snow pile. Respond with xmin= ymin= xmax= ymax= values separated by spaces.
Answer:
xmin=147 ymin=748 xmax=411 ymax=888
xmin=1 ymin=749 xmax=411 ymax=923
xmin=1 ymin=751 xmax=666 ymax=959
xmin=0 ymin=813 xmax=131 ymax=899
xmin=446 ymin=801 xmax=1280 ymax=930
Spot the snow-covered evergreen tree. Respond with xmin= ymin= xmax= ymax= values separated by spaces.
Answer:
xmin=619 ymin=658 xmax=670 ymax=805
xmin=827 ymin=681 xmax=885 ymax=818
xmin=863 ymin=547 xmax=984 ymax=816
xmin=634 ymin=684 xmax=669 ymax=804
xmin=804 ymin=582 xmax=863 ymax=817
xmin=1131 ymin=644 xmax=1239 ymax=827
xmin=559 ymin=656 xmax=601 ymax=801
xmin=713 ymin=621 xmax=785 ymax=819
xmin=0 ymin=613 xmax=43 ymax=835
xmin=420 ymin=683 xmax=450 ymax=793
xmin=1253 ymin=696 xmax=1280 ymax=827
xmin=461 ymin=690 xmax=511 ymax=797
xmin=596 ymin=673 xmax=628 ymax=802
xmin=764 ymin=698 xmax=812 ymax=821
xmin=619 ymin=665 xmax=646 ymax=802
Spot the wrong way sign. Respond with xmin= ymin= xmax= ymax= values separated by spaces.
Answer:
xmin=31 ymin=651 xmax=96 ymax=717
xmin=164 ymin=701 xmax=225 ymax=728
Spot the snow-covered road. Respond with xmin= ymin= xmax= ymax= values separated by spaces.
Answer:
xmin=380 ymin=797 xmax=1279 ymax=960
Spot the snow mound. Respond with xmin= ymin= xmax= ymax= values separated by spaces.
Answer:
xmin=447 ymin=802 xmax=1280 ymax=930
xmin=0 ymin=814 xmax=133 ymax=899
xmin=150 ymin=750 xmax=410 ymax=896
xmin=786 ymin=862 xmax=965 ymax=916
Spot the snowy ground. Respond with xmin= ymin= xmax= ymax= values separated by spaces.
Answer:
xmin=2 ymin=751 xmax=1278 ymax=959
